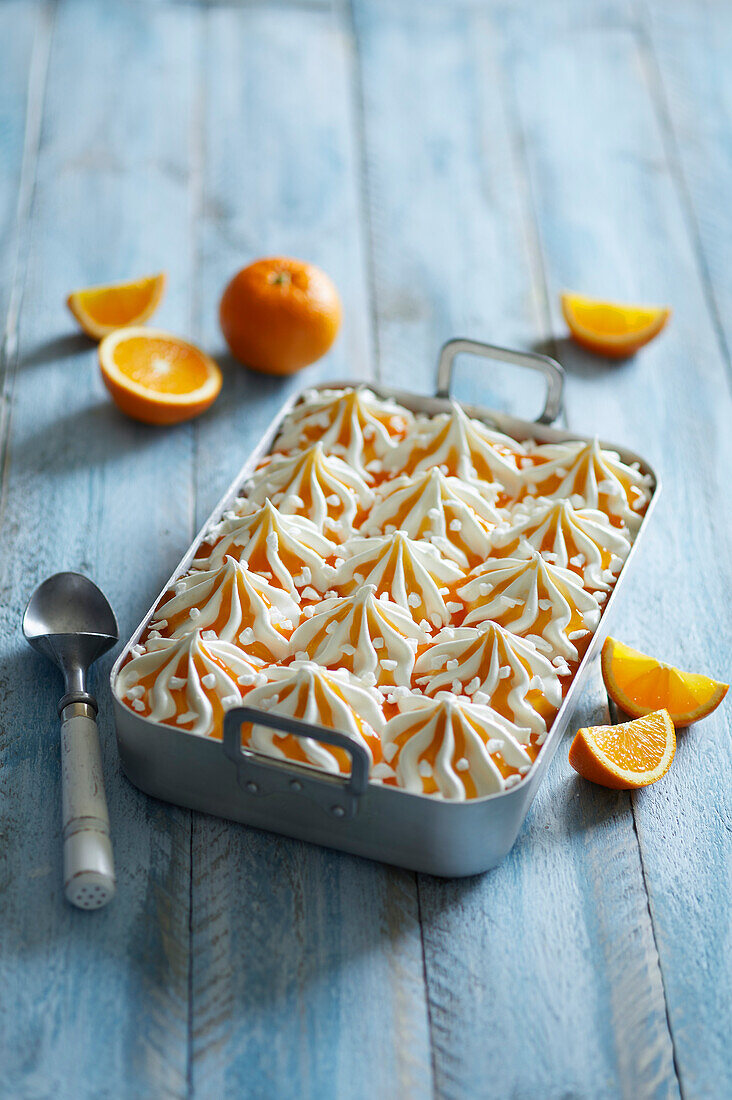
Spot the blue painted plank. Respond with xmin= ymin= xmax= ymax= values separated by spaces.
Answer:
xmin=188 ymin=4 xmax=431 ymax=1098
xmin=641 ymin=0 xmax=732 ymax=378
xmin=0 ymin=1 xmax=201 ymax=1094
xmin=352 ymin=0 xmax=554 ymax=419
xmin=352 ymin=2 xmax=681 ymax=1097
xmin=0 ymin=2 xmax=46 ymax=346
xmin=505 ymin=2 xmax=732 ymax=1097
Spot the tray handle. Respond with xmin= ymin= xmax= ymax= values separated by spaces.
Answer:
xmin=223 ymin=705 xmax=370 ymax=819
xmin=436 ymin=338 xmax=565 ymax=425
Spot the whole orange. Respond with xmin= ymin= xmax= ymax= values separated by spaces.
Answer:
xmin=219 ymin=257 xmax=341 ymax=375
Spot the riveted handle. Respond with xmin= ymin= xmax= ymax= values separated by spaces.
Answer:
xmin=223 ymin=706 xmax=370 ymax=819
xmin=436 ymin=338 xmax=565 ymax=425
xmin=60 ymin=702 xmax=115 ymax=910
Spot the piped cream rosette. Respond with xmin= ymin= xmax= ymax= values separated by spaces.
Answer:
xmin=288 ymin=583 xmax=430 ymax=687
xmin=383 ymin=402 xmax=525 ymax=495
xmin=274 ymin=386 xmax=413 ymax=482
xmin=238 ymin=442 xmax=374 ymax=540
xmin=117 ymin=631 xmax=267 ymax=738
xmin=147 ymin=556 xmax=299 ymax=660
xmin=364 ymin=468 xmax=504 ymax=568
xmin=194 ymin=500 xmax=338 ymax=597
xmin=414 ymin=623 xmax=561 ymax=739
xmin=522 ymin=439 xmax=652 ymax=530
xmin=333 ymin=531 xmax=465 ymax=629
xmin=379 ymin=694 xmax=534 ymax=799
xmin=457 ymin=551 xmax=601 ymax=664
xmin=491 ymin=497 xmax=631 ymax=590
xmin=240 ymin=661 xmax=385 ymax=776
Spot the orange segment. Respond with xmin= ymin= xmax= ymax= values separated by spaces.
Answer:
xmin=561 ymin=291 xmax=670 ymax=358
xmin=569 ymin=709 xmax=675 ymax=789
xmin=67 ymin=273 xmax=166 ymax=339
xmin=99 ymin=327 xmax=222 ymax=425
xmin=601 ymin=636 xmax=728 ymax=726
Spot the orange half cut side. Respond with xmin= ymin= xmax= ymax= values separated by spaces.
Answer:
xmin=67 ymin=273 xmax=166 ymax=339
xmin=99 ymin=327 xmax=222 ymax=425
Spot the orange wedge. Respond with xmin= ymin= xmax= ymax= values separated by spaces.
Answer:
xmin=569 ymin=709 xmax=675 ymax=789
xmin=99 ymin=328 xmax=222 ymax=425
xmin=602 ymin=636 xmax=728 ymax=726
xmin=561 ymin=291 xmax=670 ymax=358
xmin=67 ymin=273 xmax=166 ymax=339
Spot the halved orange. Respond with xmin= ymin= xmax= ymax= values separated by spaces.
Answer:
xmin=561 ymin=291 xmax=671 ymax=358
xmin=67 ymin=273 xmax=166 ymax=339
xmin=569 ymin=709 xmax=675 ymax=789
xmin=99 ymin=328 xmax=222 ymax=425
xmin=602 ymin=636 xmax=728 ymax=726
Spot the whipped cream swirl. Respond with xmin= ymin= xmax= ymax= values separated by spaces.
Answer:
xmin=195 ymin=499 xmax=337 ymax=595
xmin=117 ymin=631 xmax=266 ymax=737
xmin=383 ymin=402 xmax=525 ymax=493
xmin=458 ymin=551 xmax=601 ymax=661
xmin=240 ymin=442 xmax=374 ymax=540
xmin=242 ymin=661 xmax=384 ymax=775
xmin=492 ymin=497 xmax=631 ymax=589
xmin=522 ymin=439 xmax=652 ymax=529
xmin=381 ymin=694 xmax=534 ymax=799
xmin=148 ymin=556 xmax=299 ymax=660
xmin=274 ymin=386 xmax=413 ymax=481
xmin=288 ymin=583 xmax=430 ymax=686
xmin=334 ymin=532 xmax=465 ymax=628
xmin=364 ymin=468 xmax=504 ymax=568
xmin=414 ymin=623 xmax=561 ymax=738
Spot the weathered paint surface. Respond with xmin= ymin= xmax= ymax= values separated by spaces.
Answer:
xmin=0 ymin=1 xmax=729 ymax=1097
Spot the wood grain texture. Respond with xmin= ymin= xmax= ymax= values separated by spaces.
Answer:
xmin=505 ymin=2 xmax=732 ymax=1096
xmin=640 ymin=0 xmax=732 ymax=381
xmin=352 ymin=1 xmax=684 ymax=1096
xmin=0 ymin=1 xmax=199 ymax=1094
xmin=351 ymin=0 xmax=555 ymax=418
xmin=187 ymin=4 xmax=430 ymax=1097
xmin=0 ymin=0 xmax=730 ymax=1097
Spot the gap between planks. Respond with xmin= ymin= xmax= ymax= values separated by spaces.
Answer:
xmin=186 ymin=6 xmax=210 ymax=1093
xmin=0 ymin=0 xmax=56 ymax=522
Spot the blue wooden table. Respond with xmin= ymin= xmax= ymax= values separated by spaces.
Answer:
xmin=1 ymin=1 xmax=730 ymax=1097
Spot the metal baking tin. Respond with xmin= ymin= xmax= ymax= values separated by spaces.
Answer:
xmin=110 ymin=340 xmax=660 ymax=877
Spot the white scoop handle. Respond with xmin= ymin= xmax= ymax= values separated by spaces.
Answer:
xmin=60 ymin=702 xmax=116 ymax=909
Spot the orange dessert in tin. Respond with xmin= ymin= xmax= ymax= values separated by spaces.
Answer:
xmin=118 ymin=386 xmax=652 ymax=800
